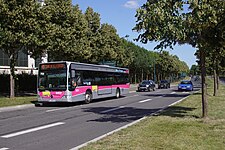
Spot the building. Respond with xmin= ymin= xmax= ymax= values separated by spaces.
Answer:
xmin=0 ymin=0 xmax=47 ymax=75
xmin=0 ymin=50 xmax=47 ymax=75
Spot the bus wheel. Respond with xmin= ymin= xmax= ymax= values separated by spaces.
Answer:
xmin=85 ymin=91 xmax=92 ymax=104
xmin=116 ymin=88 xmax=120 ymax=98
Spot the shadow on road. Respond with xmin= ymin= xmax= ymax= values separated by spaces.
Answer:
xmin=82 ymin=104 xmax=198 ymax=124
xmin=83 ymin=106 xmax=161 ymax=123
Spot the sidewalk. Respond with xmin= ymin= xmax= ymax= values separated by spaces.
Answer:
xmin=0 ymin=104 xmax=34 ymax=112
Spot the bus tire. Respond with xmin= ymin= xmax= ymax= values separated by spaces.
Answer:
xmin=85 ymin=91 xmax=92 ymax=104
xmin=116 ymin=88 xmax=120 ymax=98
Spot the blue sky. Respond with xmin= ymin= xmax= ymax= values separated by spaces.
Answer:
xmin=72 ymin=0 xmax=197 ymax=68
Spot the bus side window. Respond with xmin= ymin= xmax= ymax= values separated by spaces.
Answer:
xmin=75 ymin=71 xmax=82 ymax=86
xmin=70 ymin=70 xmax=76 ymax=88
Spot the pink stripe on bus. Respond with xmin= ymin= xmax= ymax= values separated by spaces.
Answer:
xmin=72 ymin=86 xmax=92 ymax=96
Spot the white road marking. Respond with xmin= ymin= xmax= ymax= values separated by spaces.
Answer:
xmin=100 ymin=106 xmax=125 ymax=113
xmin=138 ymin=99 xmax=152 ymax=103
xmin=46 ymin=107 xmax=77 ymax=112
xmin=0 ymin=148 xmax=9 ymax=150
xmin=1 ymin=122 xmax=65 ymax=138
xmin=182 ymin=92 xmax=190 ymax=94
xmin=170 ymin=92 xmax=176 ymax=94
xmin=120 ymin=95 xmax=138 ymax=100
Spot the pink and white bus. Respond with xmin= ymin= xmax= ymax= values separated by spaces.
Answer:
xmin=37 ymin=61 xmax=130 ymax=104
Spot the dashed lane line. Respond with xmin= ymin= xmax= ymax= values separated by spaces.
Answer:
xmin=1 ymin=122 xmax=65 ymax=138
xmin=46 ymin=107 xmax=79 ymax=112
xmin=100 ymin=106 xmax=125 ymax=113
xmin=138 ymin=99 xmax=152 ymax=103
xmin=182 ymin=92 xmax=190 ymax=94
xmin=0 ymin=148 xmax=9 ymax=150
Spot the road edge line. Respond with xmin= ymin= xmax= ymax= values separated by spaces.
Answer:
xmin=70 ymin=116 xmax=147 ymax=150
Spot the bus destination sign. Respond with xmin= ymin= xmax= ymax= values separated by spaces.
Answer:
xmin=40 ymin=63 xmax=66 ymax=70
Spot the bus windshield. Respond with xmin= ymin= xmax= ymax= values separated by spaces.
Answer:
xmin=38 ymin=64 xmax=67 ymax=91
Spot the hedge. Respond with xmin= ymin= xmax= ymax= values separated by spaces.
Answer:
xmin=0 ymin=74 xmax=37 ymax=93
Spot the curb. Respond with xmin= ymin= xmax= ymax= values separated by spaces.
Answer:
xmin=0 ymin=104 xmax=34 ymax=112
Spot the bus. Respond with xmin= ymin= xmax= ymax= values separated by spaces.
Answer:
xmin=37 ymin=61 xmax=130 ymax=104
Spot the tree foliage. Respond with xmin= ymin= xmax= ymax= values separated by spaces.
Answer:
xmin=0 ymin=0 xmax=191 ymax=98
xmin=134 ymin=0 xmax=225 ymax=118
xmin=0 ymin=0 xmax=40 ymax=98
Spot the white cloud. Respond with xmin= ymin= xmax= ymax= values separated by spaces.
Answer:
xmin=124 ymin=0 xmax=139 ymax=9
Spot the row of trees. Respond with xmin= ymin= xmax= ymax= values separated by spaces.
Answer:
xmin=0 ymin=0 xmax=130 ymax=97
xmin=133 ymin=0 xmax=225 ymax=118
xmin=0 ymin=0 xmax=189 ymax=98
xmin=122 ymin=39 xmax=189 ymax=83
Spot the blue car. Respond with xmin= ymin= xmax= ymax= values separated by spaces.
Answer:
xmin=178 ymin=80 xmax=193 ymax=91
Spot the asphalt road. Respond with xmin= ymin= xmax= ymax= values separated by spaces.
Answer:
xmin=0 ymin=83 xmax=199 ymax=150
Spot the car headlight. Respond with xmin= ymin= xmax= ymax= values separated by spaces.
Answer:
xmin=187 ymin=86 xmax=191 ymax=88
xmin=146 ymin=85 xmax=149 ymax=87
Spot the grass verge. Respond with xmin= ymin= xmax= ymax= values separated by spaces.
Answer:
xmin=81 ymin=78 xmax=225 ymax=150
xmin=0 ymin=96 xmax=37 ymax=107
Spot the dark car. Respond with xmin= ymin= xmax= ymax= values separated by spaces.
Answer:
xmin=178 ymin=80 xmax=193 ymax=91
xmin=137 ymin=80 xmax=156 ymax=92
xmin=158 ymin=80 xmax=170 ymax=89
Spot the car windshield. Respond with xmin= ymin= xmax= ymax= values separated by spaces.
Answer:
xmin=38 ymin=69 xmax=67 ymax=91
xmin=180 ymin=81 xmax=191 ymax=84
xmin=141 ymin=81 xmax=150 ymax=84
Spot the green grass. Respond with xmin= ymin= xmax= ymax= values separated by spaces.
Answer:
xmin=81 ymin=78 xmax=225 ymax=150
xmin=0 ymin=96 xmax=37 ymax=107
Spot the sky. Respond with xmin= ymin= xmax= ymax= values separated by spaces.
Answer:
xmin=72 ymin=0 xmax=197 ymax=68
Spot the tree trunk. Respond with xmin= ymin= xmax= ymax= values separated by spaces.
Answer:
xmin=9 ymin=54 xmax=16 ymax=98
xmin=216 ymin=75 xmax=219 ymax=90
xmin=216 ymin=60 xmax=219 ymax=90
xmin=213 ymin=69 xmax=217 ymax=96
xmin=135 ymin=72 xmax=137 ymax=84
xmin=200 ymin=49 xmax=208 ymax=118
xmin=10 ymin=74 xmax=15 ymax=98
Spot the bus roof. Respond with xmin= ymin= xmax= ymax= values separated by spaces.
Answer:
xmin=39 ymin=61 xmax=129 ymax=73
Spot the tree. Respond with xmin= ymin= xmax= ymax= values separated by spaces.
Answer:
xmin=133 ymin=0 xmax=225 ymax=118
xmin=190 ymin=64 xmax=199 ymax=76
xmin=96 ymin=23 xmax=124 ymax=64
xmin=84 ymin=7 xmax=101 ymax=63
xmin=0 ymin=0 xmax=40 ymax=98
